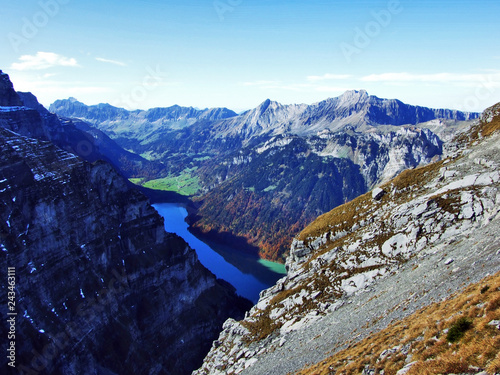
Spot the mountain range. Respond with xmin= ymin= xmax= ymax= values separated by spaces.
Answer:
xmin=50 ymin=92 xmax=479 ymax=260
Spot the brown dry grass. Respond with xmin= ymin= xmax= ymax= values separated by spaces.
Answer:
xmin=295 ymin=271 xmax=500 ymax=375
xmin=297 ymin=191 xmax=373 ymax=242
xmin=298 ymin=157 xmax=444 ymax=246
xmin=472 ymin=105 xmax=500 ymax=140
xmin=455 ymin=103 xmax=500 ymax=146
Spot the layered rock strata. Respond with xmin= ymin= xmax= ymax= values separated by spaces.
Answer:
xmin=0 ymin=70 xmax=250 ymax=375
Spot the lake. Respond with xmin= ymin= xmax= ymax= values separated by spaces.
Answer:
xmin=152 ymin=203 xmax=287 ymax=303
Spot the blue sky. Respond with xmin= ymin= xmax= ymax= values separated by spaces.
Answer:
xmin=1 ymin=0 xmax=499 ymax=112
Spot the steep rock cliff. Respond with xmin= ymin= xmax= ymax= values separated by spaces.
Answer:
xmin=0 ymin=71 xmax=250 ymax=375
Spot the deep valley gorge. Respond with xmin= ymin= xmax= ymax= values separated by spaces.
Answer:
xmin=49 ymin=91 xmax=478 ymax=261
xmin=1 ymin=67 xmax=499 ymax=375
xmin=2 ymin=1 xmax=499 ymax=374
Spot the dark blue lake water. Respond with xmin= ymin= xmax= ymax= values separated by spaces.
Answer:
xmin=153 ymin=203 xmax=287 ymax=303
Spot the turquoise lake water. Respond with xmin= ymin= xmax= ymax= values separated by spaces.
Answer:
xmin=153 ymin=203 xmax=287 ymax=303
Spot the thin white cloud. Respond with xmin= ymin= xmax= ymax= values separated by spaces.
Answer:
xmin=307 ymin=73 xmax=352 ymax=82
xmin=360 ymin=72 xmax=500 ymax=84
xmin=10 ymin=52 xmax=79 ymax=71
xmin=95 ymin=57 xmax=127 ymax=67
xmin=315 ymin=86 xmax=351 ymax=93
xmin=242 ymin=80 xmax=281 ymax=87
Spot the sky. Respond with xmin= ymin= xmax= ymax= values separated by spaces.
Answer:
xmin=1 ymin=0 xmax=499 ymax=112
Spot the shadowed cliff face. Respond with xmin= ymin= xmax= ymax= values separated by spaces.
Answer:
xmin=0 ymin=71 xmax=251 ymax=374
xmin=0 ymin=72 xmax=23 ymax=107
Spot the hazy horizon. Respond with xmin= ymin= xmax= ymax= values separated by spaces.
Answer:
xmin=1 ymin=0 xmax=499 ymax=112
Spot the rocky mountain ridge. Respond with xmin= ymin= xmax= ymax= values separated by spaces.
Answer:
xmin=211 ymin=90 xmax=479 ymax=141
xmin=194 ymin=102 xmax=500 ymax=375
xmin=0 ymin=70 xmax=251 ymax=375
xmin=48 ymin=89 xmax=480 ymax=261
xmin=0 ymin=79 xmax=166 ymax=181
xmin=49 ymin=97 xmax=238 ymax=142
xmin=51 ymin=91 xmax=479 ymax=147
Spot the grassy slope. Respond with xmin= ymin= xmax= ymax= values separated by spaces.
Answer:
xmin=129 ymin=169 xmax=201 ymax=196
xmin=296 ymin=271 xmax=500 ymax=375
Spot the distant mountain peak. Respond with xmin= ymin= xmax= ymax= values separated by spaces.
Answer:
xmin=341 ymin=88 xmax=368 ymax=97
xmin=337 ymin=89 xmax=370 ymax=105
xmin=257 ymin=98 xmax=275 ymax=113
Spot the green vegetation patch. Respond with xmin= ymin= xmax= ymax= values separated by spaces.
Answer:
xmin=263 ymin=185 xmax=277 ymax=192
xmin=446 ymin=317 xmax=473 ymax=343
xmin=193 ymin=156 xmax=211 ymax=162
xmin=139 ymin=151 xmax=157 ymax=161
xmin=137 ymin=169 xmax=201 ymax=196
xmin=129 ymin=178 xmax=145 ymax=184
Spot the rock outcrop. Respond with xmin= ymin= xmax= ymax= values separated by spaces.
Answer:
xmin=0 ymin=70 xmax=251 ymax=375
xmin=195 ymin=103 xmax=500 ymax=375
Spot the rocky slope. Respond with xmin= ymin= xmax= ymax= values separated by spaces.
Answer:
xmin=194 ymin=102 xmax=500 ymax=375
xmin=296 ymin=271 xmax=500 ymax=374
xmin=0 ymin=70 xmax=251 ymax=375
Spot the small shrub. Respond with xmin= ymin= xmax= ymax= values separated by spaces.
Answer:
xmin=446 ymin=317 xmax=473 ymax=343
xmin=481 ymin=285 xmax=490 ymax=294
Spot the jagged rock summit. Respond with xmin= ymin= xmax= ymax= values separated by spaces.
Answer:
xmin=50 ymin=97 xmax=238 ymax=141
xmin=194 ymin=103 xmax=500 ymax=375
xmin=202 ymin=90 xmax=480 ymax=142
